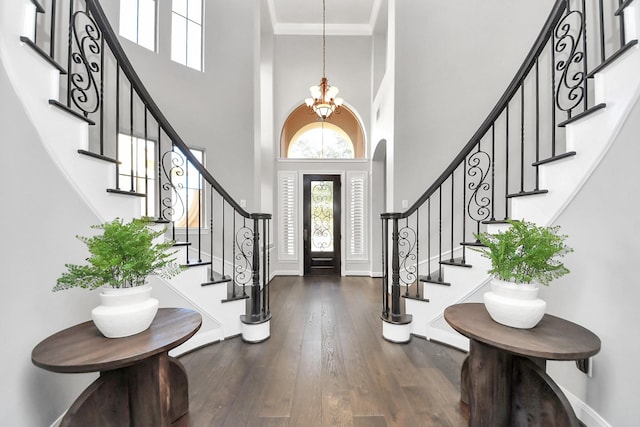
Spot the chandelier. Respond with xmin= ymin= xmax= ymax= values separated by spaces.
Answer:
xmin=305 ymin=0 xmax=343 ymax=120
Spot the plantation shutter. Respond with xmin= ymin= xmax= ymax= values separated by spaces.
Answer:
xmin=278 ymin=171 xmax=297 ymax=260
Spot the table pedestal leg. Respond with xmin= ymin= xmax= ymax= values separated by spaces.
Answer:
xmin=59 ymin=353 xmax=190 ymax=427
xmin=468 ymin=339 xmax=512 ymax=427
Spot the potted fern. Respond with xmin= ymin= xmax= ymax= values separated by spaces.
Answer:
xmin=474 ymin=219 xmax=572 ymax=328
xmin=54 ymin=217 xmax=183 ymax=338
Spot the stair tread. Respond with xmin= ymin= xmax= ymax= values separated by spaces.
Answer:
xmin=49 ymin=99 xmax=95 ymax=125
xmin=182 ymin=259 xmax=212 ymax=267
xmin=532 ymin=152 xmax=576 ymax=166
xmin=557 ymin=103 xmax=606 ymax=127
xmin=201 ymin=270 xmax=232 ymax=286
xmin=482 ymin=219 xmax=511 ymax=224
xmin=587 ymin=40 xmax=638 ymax=77
xmin=461 ymin=241 xmax=486 ymax=247
xmin=106 ymin=188 xmax=146 ymax=198
xmin=440 ymin=257 xmax=472 ymax=268
xmin=419 ymin=274 xmax=452 ymax=286
xmin=222 ymin=283 xmax=250 ymax=303
xmin=77 ymin=149 xmax=119 ymax=164
xmin=506 ymin=189 xmax=548 ymax=198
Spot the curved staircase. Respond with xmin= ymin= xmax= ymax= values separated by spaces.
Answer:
xmin=0 ymin=0 xmax=272 ymax=352
xmin=382 ymin=0 xmax=640 ymax=352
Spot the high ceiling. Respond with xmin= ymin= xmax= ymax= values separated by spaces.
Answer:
xmin=267 ymin=0 xmax=381 ymax=35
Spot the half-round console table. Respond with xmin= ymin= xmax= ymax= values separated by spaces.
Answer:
xmin=444 ymin=303 xmax=600 ymax=427
xmin=32 ymin=307 xmax=202 ymax=427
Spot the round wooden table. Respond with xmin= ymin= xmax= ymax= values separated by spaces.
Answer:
xmin=32 ymin=308 xmax=202 ymax=427
xmin=445 ymin=303 xmax=600 ymax=427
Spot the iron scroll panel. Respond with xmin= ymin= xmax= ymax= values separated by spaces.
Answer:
xmin=555 ymin=10 xmax=585 ymax=114
xmin=69 ymin=10 xmax=101 ymax=116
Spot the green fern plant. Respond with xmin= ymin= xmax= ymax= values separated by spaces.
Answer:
xmin=54 ymin=217 xmax=183 ymax=291
xmin=474 ymin=219 xmax=573 ymax=286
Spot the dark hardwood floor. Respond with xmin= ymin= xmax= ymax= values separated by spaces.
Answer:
xmin=175 ymin=275 xmax=468 ymax=427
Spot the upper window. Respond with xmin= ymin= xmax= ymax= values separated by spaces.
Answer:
xmin=171 ymin=0 xmax=203 ymax=71
xmin=119 ymin=0 xmax=156 ymax=51
xmin=281 ymin=104 xmax=366 ymax=159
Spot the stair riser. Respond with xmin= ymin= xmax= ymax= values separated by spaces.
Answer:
xmin=169 ymin=271 xmax=245 ymax=338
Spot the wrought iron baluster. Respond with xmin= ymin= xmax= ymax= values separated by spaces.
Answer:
xmin=520 ymin=83 xmax=525 ymax=193
xmin=535 ymin=59 xmax=540 ymax=190
xmin=551 ymin=33 xmax=557 ymax=156
xmin=427 ymin=198 xmax=431 ymax=281
xmin=50 ymin=0 xmax=57 ymax=58
xmin=129 ymin=85 xmax=134 ymax=192
xmin=144 ymin=106 xmax=148 ymax=216
xmin=222 ymin=200 xmax=226 ymax=281
xmin=599 ymin=0 xmax=606 ymax=63
xmin=99 ymin=34 xmax=104 ymax=154
xmin=262 ymin=218 xmax=267 ymax=314
xmin=209 ymin=185 xmax=214 ymax=283
xmin=157 ymin=124 xmax=162 ymax=219
xmin=450 ymin=173 xmax=454 ymax=262
xmin=505 ymin=104 xmax=510 ymax=219
xmin=581 ymin=0 xmax=588 ymax=111
xmin=196 ymin=172 xmax=202 ymax=260
xmin=115 ymin=66 xmax=120 ymax=189
xmin=619 ymin=0 xmax=626 ymax=46
xmin=66 ymin=0 xmax=73 ymax=108
xmin=462 ymin=156 xmax=467 ymax=264
xmin=438 ymin=186 xmax=443 ymax=281
xmin=415 ymin=209 xmax=420 ymax=298
xmin=490 ymin=123 xmax=496 ymax=223
xmin=185 ymin=150 xmax=191 ymax=261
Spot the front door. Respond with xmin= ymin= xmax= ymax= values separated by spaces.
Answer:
xmin=303 ymin=175 xmax=341 ymax=275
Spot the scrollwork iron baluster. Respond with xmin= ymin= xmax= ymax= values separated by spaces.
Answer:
xmin=70 ymin=10 xmax=101 ymax=116
xmin=555 ymin=10 xmax=585 ymax=114
xmin=466 ymin=150 xmax=492 ymax=225
xmin=235 ymin=223 xmax=253 ymax=287
xmin=398 ymin=222 xmax=417 ymax=292
xmin=160 ymin=148 xmax=186 ymax=222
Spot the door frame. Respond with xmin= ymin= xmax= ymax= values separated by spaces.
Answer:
xmin=303 ymin=174 xmax=341 ymax=275
xmin=298 ymin=170 xmax=345 ymax=276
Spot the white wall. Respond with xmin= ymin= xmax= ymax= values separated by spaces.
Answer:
xmin=101 ymin=0 xmax=258 ymax=210
xmin=392 ymin=0 xmax=555 ymax=210
xmin=0 ymin=59 xmax=99 ymax=426
xmin=541 ymin=94 xmax=640 ymax=426
xmin=272 ymin=34 xmax=372 ymax=149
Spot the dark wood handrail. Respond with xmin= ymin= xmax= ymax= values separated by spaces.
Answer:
xmin=85 ymin=0 xmax=263 ymax=219
xmin=394 ymin=0 xmax=567 ymax=219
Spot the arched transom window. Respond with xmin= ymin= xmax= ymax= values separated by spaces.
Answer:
xmin=281 ymin=104 xmax=365 ymax=159
xmin=288 ymin=123 xmax=354 ymax=159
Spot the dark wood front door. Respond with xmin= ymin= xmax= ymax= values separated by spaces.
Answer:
xmin=303 ymin=175 xmax=341 ymax=275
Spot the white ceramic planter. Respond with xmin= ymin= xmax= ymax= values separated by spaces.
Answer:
xmin=91 ymin=285 xmax=159 ymax=338
xmin=483 ymin=278 xmax=546 ymax=329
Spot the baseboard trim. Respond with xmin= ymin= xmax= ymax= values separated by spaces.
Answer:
xmin=561 ymin=386 xmax=612 ymax=427
xmin=169 ymin=329 xmax=223 ymax=357
xmin=426 ymin=327 xmax=470 ymax=352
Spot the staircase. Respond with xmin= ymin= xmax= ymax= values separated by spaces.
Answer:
xmin=381 ymin=0 xmax=640 ymax=350
xmin=1 ymin=0 xmax=272 ymax=350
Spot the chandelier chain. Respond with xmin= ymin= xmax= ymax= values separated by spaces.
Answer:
xmin=322 ymin=0 xmax=326 ymax=78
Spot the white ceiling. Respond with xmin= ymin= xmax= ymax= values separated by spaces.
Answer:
xmin=267 ymin=0 xmax=381 ymax=35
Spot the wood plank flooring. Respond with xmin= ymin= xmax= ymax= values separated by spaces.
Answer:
xmin=175 ymin=275 xmax=468 ymax=427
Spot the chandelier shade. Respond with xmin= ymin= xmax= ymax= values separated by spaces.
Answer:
xmin=305 ymin=0 xmax=344 ymax=120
